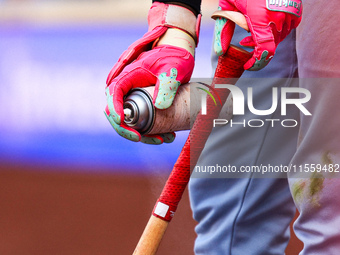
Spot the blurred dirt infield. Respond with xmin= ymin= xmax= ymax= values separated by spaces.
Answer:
xmin=0 ymin=165 xmax=197 ymax=255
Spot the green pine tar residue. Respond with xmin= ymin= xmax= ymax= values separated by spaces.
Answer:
xmin=309 ymin=172 xmax=324 ymax=207
xmin=292 ymin=181 xmax=306 ymax=203
xmin=321 ymin=150 xmax=337 ymax=177
xmin=322 ymin=151 xmax=333 ymax=165
xmin=292 ymin=173 xmax=325 ymax=207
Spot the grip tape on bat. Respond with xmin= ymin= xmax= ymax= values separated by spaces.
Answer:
xmin=152 ymin=46 xmax=251 ymax=222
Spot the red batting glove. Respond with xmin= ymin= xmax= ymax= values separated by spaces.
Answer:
xmin=213 ymin=0 xmax=302 ymax=71
xmin=105 ymin=2 xmax=201 ymax=144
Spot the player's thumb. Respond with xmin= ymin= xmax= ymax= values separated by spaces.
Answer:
xmin=153 ymin=68 xmax=181 ymax=110
xmin=243 ymin=27 xmax=276 ymax=71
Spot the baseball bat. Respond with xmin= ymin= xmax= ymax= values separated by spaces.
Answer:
xmin=133 ymin=13 xmax=252 ymax=255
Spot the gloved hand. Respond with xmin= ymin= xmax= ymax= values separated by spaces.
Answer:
xmin=213 ymin=0 xmax=302 ymax=71
xmin=105 ymin=2 xmax=200 ymax=145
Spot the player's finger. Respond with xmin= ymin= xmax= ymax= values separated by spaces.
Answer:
xmin=140 ymin=134 xmax=164 ymax=145
xmin=159 ymin=132 xmax=176 ymax=144
xmin=243 ymin=29 xmax=276 ymax=71
xmin=107 ymin=67 xmax=157 ymax=125
xmin=239 ymin=36 xmax=256 ymax=48
xmin=153 ymin=68 xmax=181 ymax=110
xmin=104 ymin=109 xmax=141 ymax=142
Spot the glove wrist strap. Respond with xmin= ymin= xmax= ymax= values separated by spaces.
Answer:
xmin=154 ymin=28 xmax=196 ymax=56
xmin=148 ymin=2 xmax=201 ymax=45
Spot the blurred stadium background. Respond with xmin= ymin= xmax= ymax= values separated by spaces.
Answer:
xmin=0 ymin=0 xmax=301 ymax=254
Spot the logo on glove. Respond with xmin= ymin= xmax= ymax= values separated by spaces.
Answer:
xmin=266 ymin=0 xmax=302 ymax=17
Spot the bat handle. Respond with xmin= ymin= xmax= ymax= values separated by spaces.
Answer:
xmin=133 ymin=216 xmax=168 ymax=255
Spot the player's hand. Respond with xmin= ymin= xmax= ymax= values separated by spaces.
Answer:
xmin=213 ymin=0 xmax=302 ymax=71
xmin=105 ymin=2 xmax=200 ymax=144
xmin=105 ymin=43 xmax=193 ymax=145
